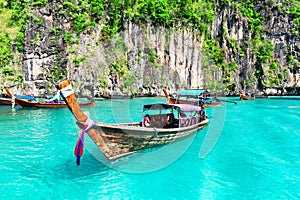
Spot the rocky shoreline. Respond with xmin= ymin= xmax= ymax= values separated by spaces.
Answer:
xmin=1 ymin=83 xmax=300 ymax=99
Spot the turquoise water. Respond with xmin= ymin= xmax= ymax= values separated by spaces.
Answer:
xmin=0 ymin=97 xmax=299 ymax=199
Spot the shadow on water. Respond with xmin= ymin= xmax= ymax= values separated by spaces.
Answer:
xmin=19 ymin=154 xmax=110 ymax=182
xmin=56 ymin=153 xmax=113 ymax=180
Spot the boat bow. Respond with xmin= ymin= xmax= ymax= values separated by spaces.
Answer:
xmin=57 ymin=80 xmax=131 ymax=161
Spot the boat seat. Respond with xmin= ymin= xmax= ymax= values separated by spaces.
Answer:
xmin=149 ymin=114 xmax=168 ymax=128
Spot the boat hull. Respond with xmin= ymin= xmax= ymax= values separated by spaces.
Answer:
xmin=92 ymin=119 xmax=209 ymax=160
xmin=0 ymin=98 xmax=12 ymax=105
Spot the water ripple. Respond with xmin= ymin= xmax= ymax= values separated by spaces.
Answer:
xmin=1 ymin=98 xmax=300 ymax=199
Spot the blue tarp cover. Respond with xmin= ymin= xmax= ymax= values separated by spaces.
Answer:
xmin=15 ymin=94 xmax=35 ymax=100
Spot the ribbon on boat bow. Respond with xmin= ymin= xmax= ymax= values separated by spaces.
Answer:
xmin=74 ymin=112 xmax=94 ymax=165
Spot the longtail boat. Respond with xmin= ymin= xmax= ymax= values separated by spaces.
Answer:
xmin=57 ymin=80 xmax=209 ymax=163
xmin=5 ymin=88 xmax=94 ymax=108
xmin=239 ymin=92 xmax=255 ymax=100
xmin=0 ymin=94 xmax=35 ymax=105
xmin=163 ymin=88 xmax=221 ymax=107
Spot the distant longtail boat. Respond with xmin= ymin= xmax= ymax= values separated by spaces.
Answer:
xmin=5 ymin=88 xmax=94 ymax=109
xmin=239 ymin=92 xmax=255 ymax=100
xmin=163 ymin=88 xmax=221 ymax=107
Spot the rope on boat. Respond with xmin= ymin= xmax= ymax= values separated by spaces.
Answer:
xmin=74 ymin=112 xmax=94 ymax=165
xmin=60 ymin=84 xmax=74 ymax=98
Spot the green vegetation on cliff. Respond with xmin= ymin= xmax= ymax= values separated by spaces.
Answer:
xmin=0 ymin=0 xmax=46 ymax=85
xmin=0 ymin=0 xmax=299 ymax=92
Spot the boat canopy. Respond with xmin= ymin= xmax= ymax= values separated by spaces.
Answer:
xmin=178 ymin=89 xmax=207 ymax=97
xmin=15 ymin=94 xmax=35 ymax=100
xmin=143 ymin=103 xmax=202 ymax=112
xmin=143 ymin=103 xmax=172 ymax=110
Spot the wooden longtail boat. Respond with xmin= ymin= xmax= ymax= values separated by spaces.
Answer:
xmin=239 ymin=92 xmax=255 ymax=100
xmin=57 ymin=80 xmax=209 ymax=162
xmin=0 ymin=94 xmax=35 ymax=105
xmin=5 ymin=88 xmax=94 ymax=108
xmin=163 ymin=88 xmax=221 ymax=107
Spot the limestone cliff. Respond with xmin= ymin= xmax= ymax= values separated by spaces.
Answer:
xmin=4 ymin=0 xmax=299 ymax=96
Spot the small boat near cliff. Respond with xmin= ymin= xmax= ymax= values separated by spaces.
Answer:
xmin=5 ymin=88 xmax=94 ymax=109
xmin=57 ymin=80 xmax=209 ymax=163
xmin=163 ymin=88 xmax=221 ymax=107
xmin=239 ymin=92 xmax=255 ymax=100
xmin=0 ymin=94 xmax=36 ymax=105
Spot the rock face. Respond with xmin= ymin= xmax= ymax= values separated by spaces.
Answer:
xmin=20 ymin=1 xmax=299 ymax=96
xmin=124 ymin=23 xmax=204 ymax=90
xmin=22 ymin=4 xmax=69 ymax=96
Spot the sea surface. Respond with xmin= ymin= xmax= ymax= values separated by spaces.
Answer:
xmin=0 ymin=97 xmax=299 ymax=199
